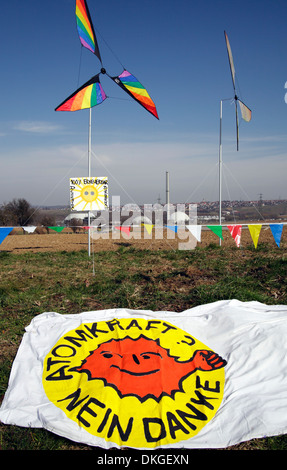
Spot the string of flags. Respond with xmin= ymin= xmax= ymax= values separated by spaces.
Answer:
xmin=0 ymin=223 xmax=285 ymax=249
xmin=188 ymin=223 xmax=284 ymax=248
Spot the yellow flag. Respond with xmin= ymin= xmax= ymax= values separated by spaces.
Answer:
xmin=142 ymin=223 xmax=154 ymax=235
xmin=248 ymin=225 xmax=262 ymax=248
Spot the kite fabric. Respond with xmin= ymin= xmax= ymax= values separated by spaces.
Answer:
xmin=111 ymin=70 xmax=159 ymax=119
xmin=224 ymin=30 xmax=236 ymax=91
xmin=1 ymin=299 xmax=287 ymax=450
xmin=76 ymin=0 xmax=102 ymax=62
xmin=238 ymin=99 xmax=252 ymax=123
xmin=224 ymin=30 xmax=251 ymax=150
xmin=56 ymin=2 xmax=159 ymax=119
xmin=55 ymin=74 xmax=106 ymax=111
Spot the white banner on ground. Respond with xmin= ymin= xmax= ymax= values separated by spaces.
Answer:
xmin=1 ymin=299 xmax=287 ymax=449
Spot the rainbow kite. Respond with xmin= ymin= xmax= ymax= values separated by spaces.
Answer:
xmin=111 ymin=70 xmax=159 ymax=119
xmin=76 ymin=0 xmax=101 ymax=61
xmin=56 ymin=0 xmax=158 ymax=119
xmin=55 ymin=74 xmax=106 ymax=111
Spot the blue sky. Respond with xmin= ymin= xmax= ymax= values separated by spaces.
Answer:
xmin=1 ymin=0 xmax=286 ymax=207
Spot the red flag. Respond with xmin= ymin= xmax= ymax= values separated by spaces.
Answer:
xmin=115 ymin=226 xmax=131 ymax=236
xmin=227 ymin=225 xmax=242 ymax=247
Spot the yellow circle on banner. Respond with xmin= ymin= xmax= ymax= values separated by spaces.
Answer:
xmin=80 ymin=184 xmax=99 ymax=203
xmin=43 ymin=318 xmax=226 ymax=448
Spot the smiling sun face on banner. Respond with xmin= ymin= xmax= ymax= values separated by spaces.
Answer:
xmin=70 ymin=177 xmax=108 ymax=212
xmin=42 ymin=318 xmax=226 ymax=448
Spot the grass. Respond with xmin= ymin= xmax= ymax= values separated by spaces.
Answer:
xmin=0 ymin=242 xmax=287 ymax=450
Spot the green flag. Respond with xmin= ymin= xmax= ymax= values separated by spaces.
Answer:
xmin=207 ymin=225 xmax=223 ymax=240
xmin=48 ymin=227 xmax=65 ymax=233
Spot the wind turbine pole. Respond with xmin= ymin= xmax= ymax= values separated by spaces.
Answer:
xmin=219 ymin=100 xmax=223 ymax=246
xmin=88 ymin=108 xmax=92 ymax=257
xmin=166 ymin=171 xmax=170 ymax=222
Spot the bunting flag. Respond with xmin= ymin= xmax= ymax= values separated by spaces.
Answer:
xmin=227 ymin=225 xmax=242 ymax=247
xmin=48 ymin=227 xmax=65 ymax=233
xmin=22 ymin=226 xmax=37 ymax=233
xmin=55 ymin=74 xmax=106 ymax=112
xmin=142 ymin=223 xmax=154 ymax=235
xmin=0 ymin=223 xmax=285 ymax=249
xmin=1 ymin=300 xmax=287 ymax=449
xmin=0 ymin=227 xmax=13 ymax=245
xmin=270 ymin=224 xmax=283 ymax=248
xmin=166 ymin=225 xmax=178 ymax=233
xmin=111 ymin=70 xmax=159 ymax=119
xmin=75 ymin=0 xmax=102 ymax=61
xmin=248 ymin=225 xmax=262 ymax=249
xmin=207 ymin=225 xmax=223 ymax=240
xmin=115 ymin=226 xmax=131 ymax=236
xmin=186 ymin=225 xmax=202 ymax=242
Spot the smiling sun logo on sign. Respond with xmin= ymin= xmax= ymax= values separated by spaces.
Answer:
xmin=43 ymin=318 xmax=227 ymax=448
xmin=69 ymin=177 xmax=108 ymax=212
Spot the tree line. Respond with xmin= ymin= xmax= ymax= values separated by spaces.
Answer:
xmin=0 ymin=198 xmax=56 ymax=227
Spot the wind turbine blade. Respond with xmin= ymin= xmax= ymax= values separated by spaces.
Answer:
xmin=76 ymin=0 xmax=102 ymax=62
xmin=110 ymin=69 xmax=159 ymax=119
xmin=55 ymin=74 xmax=107 ymax=111
xmin=235 ymin=99 xmax=239 ymax=151
xmin=224 ymin=30 xmax=236 ymax=93
xmin=238 ymin=99 xmax=252 ymax=122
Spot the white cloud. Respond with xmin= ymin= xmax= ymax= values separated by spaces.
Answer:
xmin=13 ymin=121 xmax=63 ymax=134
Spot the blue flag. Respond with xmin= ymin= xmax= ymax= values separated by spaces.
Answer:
xmin=269 ymin=224 xmax=283 ymax=248
xmin=0 ymin=227 xmax=13 ymax=245
xmin=166 ymin=225 xmax=178 ymax=233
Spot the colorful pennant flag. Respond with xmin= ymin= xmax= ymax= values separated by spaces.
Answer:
xmin=186 ymin=225 xmax=202 ymax=242
xmin=166 ymin=225 xmax=178 ymax=233
xmin=22 ymin=226 xmax=37 ymax=233
xmin=207 ymin=225 xmax=223 ymax=240
xmin=111 ymin=70 xmax=159 ymax=119
xmin=227 ymin=225 xmax=242 ymax=247
xmin=75 ymin=0 xmax=102 ymax=61
xmin=48 ymin=227 xmax=65 ymax=233
xmin=2 ymin=300 xmax=287 ymax=449
xmin=142 ymin=223 xmax=154 ymax=235
xmin=248 ymin=224 xmax=262 ymax=249
xmin=269 ymin=223 xmax=283 ymax=248
xmin=115 ymin=226 xmax=131 ymax=236
xmin=55 ymin=74 xmax=106 ymax=112
xmin=0 ymin=227 xmax=13 ymax=245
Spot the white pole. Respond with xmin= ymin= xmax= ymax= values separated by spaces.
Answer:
xmin=88 ymin=108 xmax=92 ymax=257
xmin=219 ymin=100 xmax=222 ymax=246
xmin=166 ymin=171 xmax=170 ymax=223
